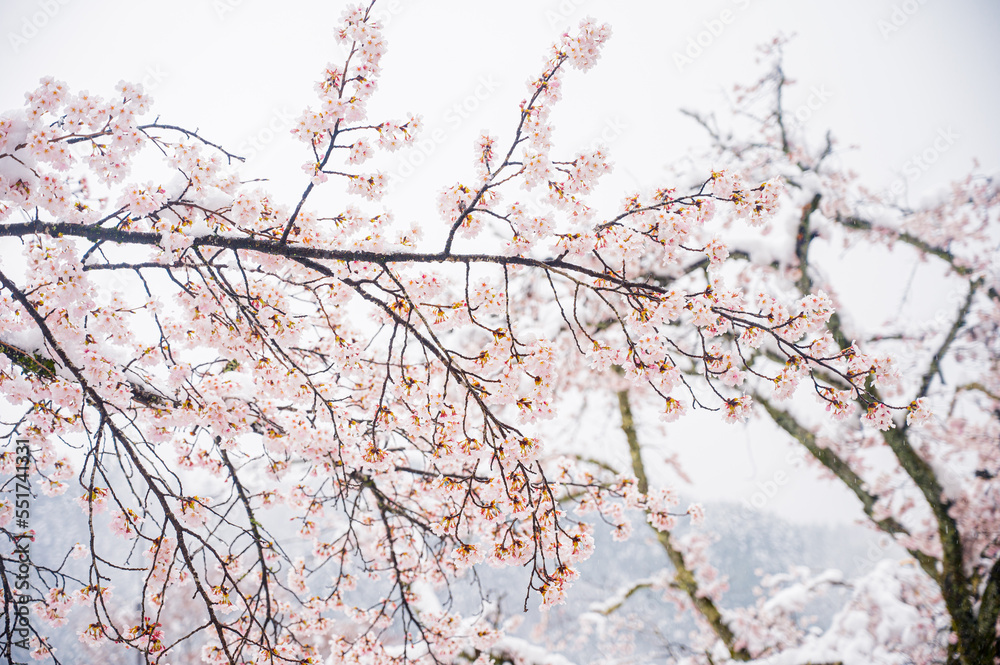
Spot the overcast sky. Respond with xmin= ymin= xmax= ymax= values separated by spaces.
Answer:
xmin=3 ymin=0 xmax=998 ymax=524
xmin=4 ymin=0 xmax=997 ymax=195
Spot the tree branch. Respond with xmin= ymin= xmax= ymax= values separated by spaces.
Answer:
xmin=617 ymin=388 xmax=751 ymax=661
xmin=912 ymin=278 xmax=979 ymax=402
xmin=754 ymin=394 xmax=940 ymax=581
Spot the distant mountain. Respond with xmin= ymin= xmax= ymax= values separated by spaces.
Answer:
xmin=487 ymin=501 xmax=898 ymax=664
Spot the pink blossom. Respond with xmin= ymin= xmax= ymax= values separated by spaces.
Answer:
xmin=906 ymin=397 xmax=932 ymax=426
xmin=118 ymin=181 xmax=166 ymax=217
xmin=705 ymin=236 xmax=729 ymax=267
xmin=724 ymin=395 xmax=754 ymax=423
xmin=863 ymin=402 xmax=896 ymax=431
xmin=346 ymin=172 xmax=386 ymax=200
xmin=347 ymin=138 xmax=372 ymax=164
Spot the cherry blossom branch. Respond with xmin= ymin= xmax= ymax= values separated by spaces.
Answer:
xmin=793 ymin=192 xmax=988 ymax=662
xmin=218 ymin=450 xmax=277 ymax=650
xmin=792 ymin=162 xmax=991 ymax=665
xmin=0 ymin=220 xmax=672 ymax=296
xmin=585 ymin=574 xmax=661 ymax=616
xmin=0 ymin=268 xmax=243 ymax=664
xmin=834 ymin=214 xmax=974 ymax=276
xmin=686 ymin=48 xmax=998 ymax=662
xmin=138 ymin=122 xmax=246 ymax=165
xmin=616 ymin=387 xmax=750 ymax=661
xmin=441 ymin=54 xmax=570 ymax=256
xmin=912 ymin=278 xmax=979 ymax=404
xmin=753 ymin=394 xmax=940 ymax=579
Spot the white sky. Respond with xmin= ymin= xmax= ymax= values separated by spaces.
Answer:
xmin=4 ymin=0 xmax=997 ymax=196
xmin=3 ymin=0 xmax=998 ymax=524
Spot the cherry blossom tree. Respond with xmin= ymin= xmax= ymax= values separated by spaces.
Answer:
xmin=575 ymin=39 xmax=998 ymax=665
xmin=0 ymin=3 xmax=997 ymax=665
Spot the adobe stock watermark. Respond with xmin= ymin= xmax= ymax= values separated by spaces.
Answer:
xmin=881 ymin=126 xmax=959 ymax=200
xmin=328 ymin=1 xmax=407 ymax=61
xmin=327 ymin=0 xmax=406 ymax=37
xmin=673 ymin=0 xmax=755 ymax=72
xmin=390 ymin=75 xmax=501 ymax=182
xmin=789 ymin=84 xmax=833 ymax=125
xmin=444 ymin=76 xmax=501 ymax=129
xmin=889 ymin=283 xmax=974 ymax=369
xmin=543 ymin=0 xmax=588 ymax=29
xmin=132 ymin=63 xmax=169 ymax=97
xmin=369 ymin=0 xmax=405 ymax=27
xmin=8 ymin=0 xmax=73 ymax=53
xmin=6 ymin=439 xmax=33 ymax=662
xmin=877 ymin=0 xmax=930 ymax=39
xmin=237 ymin=107 xmax=297 ymax=162
xmin=851 ymin=533 xmax=896 ymax=575
xmin=212 ymin=0 xmax=246 ymax=19
xmin=738 ymin=446 xmax=809 ymax=518
xmin=850 ymin=504 xmax=925 ymax=575
xmin=392 ymin=126 xmax=450 ymax=182
xmin=587 ymin=115 xmax=629 ymax=153
xmin=498 ymin=114 xmax=629 ymax=214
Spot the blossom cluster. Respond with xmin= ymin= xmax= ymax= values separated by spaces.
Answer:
xmin=2 ymin=5 xmax=979 ymax=665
